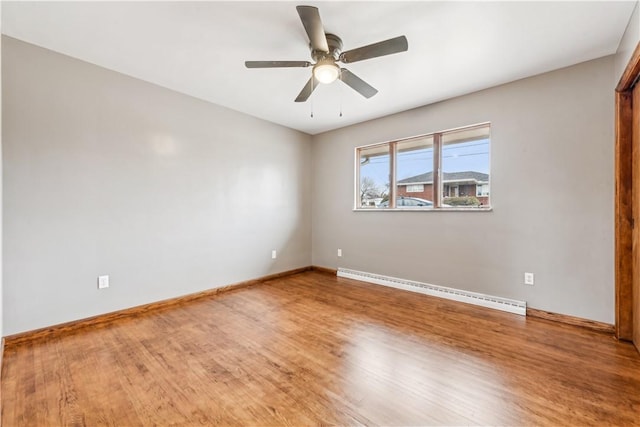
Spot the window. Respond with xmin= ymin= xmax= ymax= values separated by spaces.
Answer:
xmin=355 ymin=123 xmax=490 ymax=210
xmin=476 ymin=184 xmax=490 ymax=197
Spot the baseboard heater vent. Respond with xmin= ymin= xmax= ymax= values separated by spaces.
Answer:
xmin=337 ymin=268 xmax=526 ymax=316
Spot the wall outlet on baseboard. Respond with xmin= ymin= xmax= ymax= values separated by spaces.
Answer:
xmin=524 ymin=272 xmax=534 ymax=286
xmin=98 ymin=275 xmax=109 ymax=289
xmin=337 ymin=249 xmax=342 ymax=257
xmin=271 ymin=249 xmax=277 ymax=259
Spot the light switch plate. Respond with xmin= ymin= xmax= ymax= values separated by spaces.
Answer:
xmin=98 ymin=275 xmax=109 ymax=289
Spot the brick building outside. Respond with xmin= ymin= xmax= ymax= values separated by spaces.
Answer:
xmin=397 ymin=171 xmax=489 ymax=206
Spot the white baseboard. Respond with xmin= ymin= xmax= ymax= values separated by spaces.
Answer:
xmin=337 ymin=268 xmax=526 ymax=316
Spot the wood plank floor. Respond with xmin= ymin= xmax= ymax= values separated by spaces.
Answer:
xmin=2 ymin=271 xmax=640 ymax=426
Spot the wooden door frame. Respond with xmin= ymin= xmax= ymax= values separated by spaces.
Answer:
xmin=615 ymin=42 xmax=640 ymax=340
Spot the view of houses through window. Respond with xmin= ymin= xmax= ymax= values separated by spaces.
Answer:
xmin=357 ymin=123 xmax=490 ymax=209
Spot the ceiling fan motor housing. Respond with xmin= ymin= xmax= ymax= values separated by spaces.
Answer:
xmin=311 ymin=33 xmax=343 ymax=62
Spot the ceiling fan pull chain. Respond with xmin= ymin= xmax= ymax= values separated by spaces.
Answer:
xmin=339 ymin=69 xmax=343 ymax=118
xmin=310 ymin=78 xmax=315 ymax=118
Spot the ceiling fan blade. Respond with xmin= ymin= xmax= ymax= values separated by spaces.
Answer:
xmin=340 ymin=36 xmax=408 ymax=64
xmin=340 ymin=69 xmax=378 ymax=99
xmin=296 ymin=5 xmax=329 ymax=52
xmin=245 ymin=61 xmax=311 ymax=68
xmin=295 ymin=76 xmax=319 ymax=102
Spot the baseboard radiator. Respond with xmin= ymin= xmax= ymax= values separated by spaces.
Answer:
xmin=337 ymin=268 xmax=526 ymax=316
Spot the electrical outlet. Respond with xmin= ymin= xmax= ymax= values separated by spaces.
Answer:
xmin=98 ymin=275 xmax=109 ymax=289
xmin=524 ymin=272 xmax=534 ymax=286
xmin=271 ymin=250 xmax=277 ymax=259
xmin=337 ymin=249 xmax=342 ymax=257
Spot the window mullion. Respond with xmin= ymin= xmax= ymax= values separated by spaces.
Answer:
xmin=390 ymin=141 xmax=397 ymax=209
xmin=355 ymin=147 xmax=362 ymax=209
xmin=433 ymin=133 xmax=442 ymax=208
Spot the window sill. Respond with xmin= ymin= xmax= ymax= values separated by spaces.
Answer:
xmin=353 ymin=207 xmax=493 ymax=212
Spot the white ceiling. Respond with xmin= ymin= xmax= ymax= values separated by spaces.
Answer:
xmin=1 ymin=1 xmax=636 ymax=135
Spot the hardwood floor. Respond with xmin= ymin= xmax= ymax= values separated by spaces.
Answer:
xmin=2 ymin=271 xmax=640 ymax=426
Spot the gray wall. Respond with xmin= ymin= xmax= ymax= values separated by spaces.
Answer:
xmin=2 ymin=37 xmax=312 ymax=335
xmin=311 ymin=56 xmax=615 ymax=324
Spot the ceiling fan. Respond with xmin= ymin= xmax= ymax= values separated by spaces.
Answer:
xmin=245 ymin=5 xmax=408 ymax=102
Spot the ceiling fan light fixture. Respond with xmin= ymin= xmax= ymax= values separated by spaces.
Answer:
xmin=313 ymin=59 xmax=340 ymax=84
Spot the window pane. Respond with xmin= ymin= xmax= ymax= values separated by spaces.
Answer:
xmin=396 ymin=136 xmax=434 ymax=208
xmin=358 ymin=144 xmax=390 ymax=208
xmin=441 ymin=125 xmax=490 ymax=208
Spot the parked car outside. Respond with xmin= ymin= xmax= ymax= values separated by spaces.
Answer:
xmin=378 ymin=196 xmax=433 ymax=208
